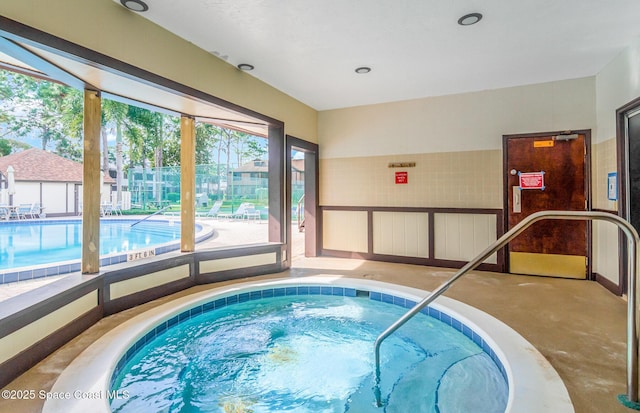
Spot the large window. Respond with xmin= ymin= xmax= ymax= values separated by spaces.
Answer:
xmin=0 ymin=66 xmax=275 ymax=300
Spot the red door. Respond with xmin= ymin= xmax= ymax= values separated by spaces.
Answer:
xmin=505 ymin=132 xmax=589 ymax=279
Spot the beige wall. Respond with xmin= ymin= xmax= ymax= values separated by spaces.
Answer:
xmin=592 ymin=34 xmax=640 ymax=209
xmin=596 ymin=35 xmax=640 ymax=144
xmin=318 ymin=74 xmax=635 ymax=285
xmin=319 ymin=77 xmax=596 ymax=208
xmin=592 ymin=138 xmax=618 ymax=211
xmin=320 ymin=150 xmax=502 ymax=208
xmin=0 ymin=0 xmax=317 ymax=142
xmin=590 ymin=138 xmax=619 ymax=283
xmin=590 ymin=35 xmax=640 ymax=284
xmin=319 ymin=77 xmax=595 ymax=159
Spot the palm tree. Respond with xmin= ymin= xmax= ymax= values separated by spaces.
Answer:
xmin=101 ymin=99 xmax=128 ymax=203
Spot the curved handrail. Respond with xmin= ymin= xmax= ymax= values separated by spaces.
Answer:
xmin=373 ymin=210 xmax=640 ymax=407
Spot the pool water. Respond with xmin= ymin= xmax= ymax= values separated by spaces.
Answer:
xmin=110 ymin=295 xmax=508 ymax=412
xmin=0 ymin=220 xmax=180 ymax=270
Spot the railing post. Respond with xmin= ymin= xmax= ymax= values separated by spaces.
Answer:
xmin=619 ymin=229 xmax=640 ymax=409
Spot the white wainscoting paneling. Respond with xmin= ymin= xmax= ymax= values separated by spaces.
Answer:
xmin=323 ymin=210 xmax=368 ymax=253
xmin=434 ymin=213 xmax=497 ymax=264
xmin=372 ymin=211 xmax=429 ymax=257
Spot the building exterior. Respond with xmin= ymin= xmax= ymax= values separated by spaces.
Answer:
xmin=229 ymin=159 xmax=268 ymax=199
xmin=0 ymin=148 xmax=113 ymax=215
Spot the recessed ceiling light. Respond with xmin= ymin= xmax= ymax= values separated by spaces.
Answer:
xmin=120 ymin=0 xmax=149 ymax=12
xmin=458 ymin=13 xmax=483 ymax=26
xmin=237 ymin=63 xmax=255 ymax=71
xmin=355 ymin=67 xmax=372 ymax=74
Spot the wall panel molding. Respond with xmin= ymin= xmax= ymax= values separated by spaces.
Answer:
xmin=320 ymin=206 xmax=504 ymax=271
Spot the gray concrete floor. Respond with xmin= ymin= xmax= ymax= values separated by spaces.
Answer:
xmin=0 ymin=226 xmax=631 ymax=413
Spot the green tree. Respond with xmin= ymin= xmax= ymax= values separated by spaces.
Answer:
xmin=7 ymin=74 xmax=80 ymax=152
xmin=0 ymin=70 xmax=14 ymax=125
xmin=195 ymin=122 xmax=223 ymax=164
xmin=124 ymin=106 xmax=180 ymax=206
xmin=0 ymin=138 xmax=11 ymax=156
xmin=58 ymin=86 xmax=84 ymax=161
xmin=101 ymin=99 xmax=129 ymax=203
xmin=244 ymin=137 xmax=268 ymax=160
xmin=0 ymin=69 xmax=83 ymax=160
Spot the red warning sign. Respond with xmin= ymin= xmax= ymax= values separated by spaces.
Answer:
xmin=395 ymin=171 xmax=408 ymax=184
xmin=519 ymin=171 xmax=545 ymax=190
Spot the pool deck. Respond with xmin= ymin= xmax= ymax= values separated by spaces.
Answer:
xmin=0 ymin=226 xmax=631 ymax=412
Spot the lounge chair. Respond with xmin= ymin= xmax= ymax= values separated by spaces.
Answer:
xmin=243 ymin=205 xmax=261 ymax=222
xmin=28 ymin=202 xmax=45 ymax=218
xmin=217 ymin=202 xmax=250 ymax=220
xmin=196 ymin=200 xmax=223 ymax=218
xmin=13 ymin=204 xmax=31 ymax=219
xmin=0 ymin=206 xmax=9 ymax=221
xmin=101 ymin=203 xmax=113 ymax=216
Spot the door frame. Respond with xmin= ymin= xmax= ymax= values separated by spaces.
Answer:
xmin=615 ymin=96 xmax=640 ymax=295
xmin=502 ymin=129 xmax=592 ymax=279
xmin=285 ymin=135 xmax=319 ymax=265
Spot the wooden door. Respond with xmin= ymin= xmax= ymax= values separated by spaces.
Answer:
xmin=505 ymin=132 xmax=589 ymax=278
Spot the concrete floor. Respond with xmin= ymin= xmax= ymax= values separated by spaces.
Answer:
xmin=0 ymin=238 xmax=632 ymax=412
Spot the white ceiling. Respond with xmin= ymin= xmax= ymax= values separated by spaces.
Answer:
xmin=121 ymin=0 xmax=640 ymax=111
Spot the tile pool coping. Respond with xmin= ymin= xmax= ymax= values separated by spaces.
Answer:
xmin=43 ymin=277 xmax=575 ymax=413
xmin=0 ymin=218 xmax=213 ymax=284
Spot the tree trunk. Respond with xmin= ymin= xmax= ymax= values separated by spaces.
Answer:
xmin=153 ymin=118 xmax=163 ymax=206
xmin=101 ymin=127 xmax=109 ymax=174
xmin=115 ymin=121 xmax=123 ymax=204
xmin=216 ymin=137 xmax=223 ymax=199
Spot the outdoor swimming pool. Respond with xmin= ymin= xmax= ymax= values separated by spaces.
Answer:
xmin=0 ymin=219 xmax=209 ymax=281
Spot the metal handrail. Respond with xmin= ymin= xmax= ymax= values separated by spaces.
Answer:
xmin=130 ymin=205 xmax=171 ymax=227
xmin=373 ymin=210 xmax=640 ymax=407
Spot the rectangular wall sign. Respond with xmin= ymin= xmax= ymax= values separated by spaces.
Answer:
xmin=395 ymin=171 xmax=408 ymax=184
xmin=519 ymin=171 xmax=545 ymax=190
